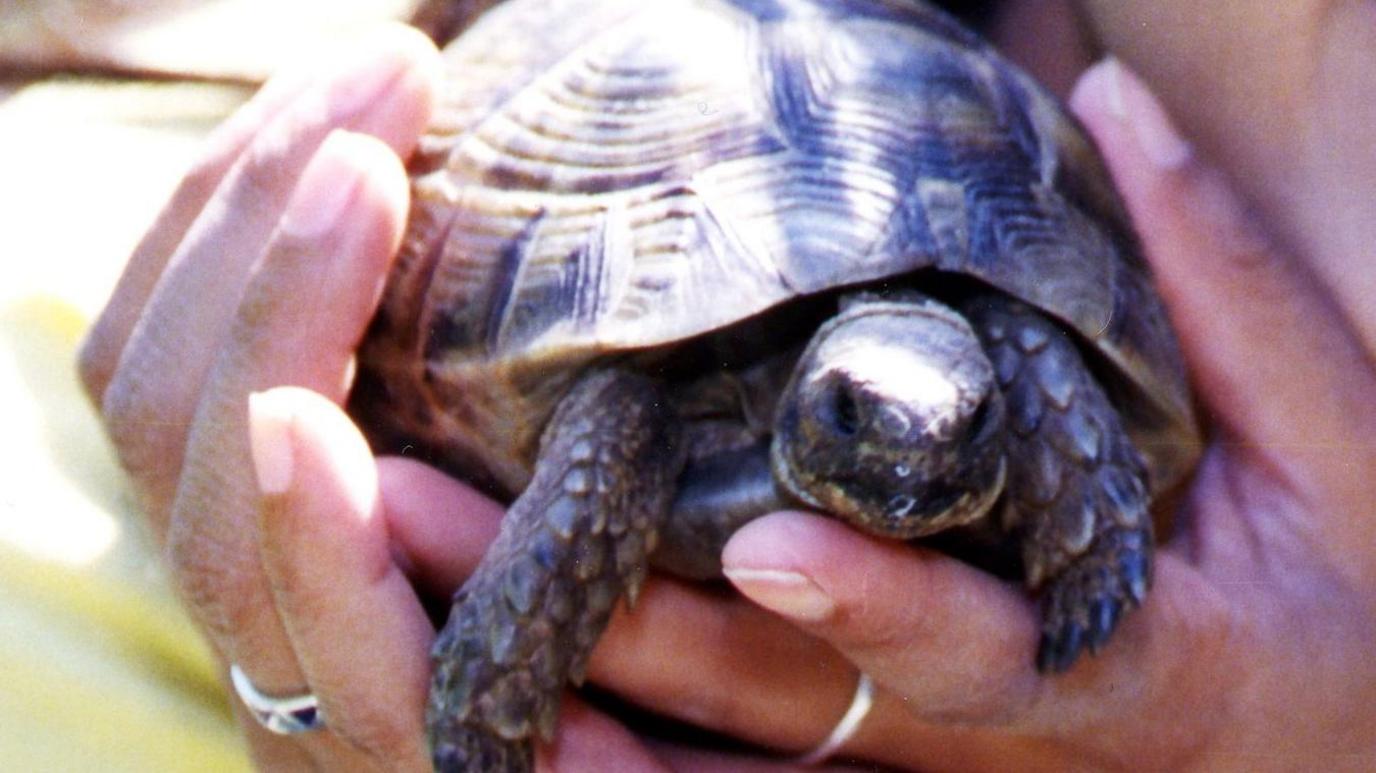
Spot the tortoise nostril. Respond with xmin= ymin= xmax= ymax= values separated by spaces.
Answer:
xmin=966 ymin=395 xmax=996 ymax=441
xmin=823 ymin=382 xmax=861 ymax=437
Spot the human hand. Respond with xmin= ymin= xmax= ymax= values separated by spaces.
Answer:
xmin=82 ymin=8 xmax=1376 ymax=773
xmin=379 ymin=51 xmax=1375 ymax=773
xmin=576 ymin=55 xmax=1376 ymax=773
xmin=551 ymin=6 xmax=1375 ymax=767
xmin=77 ymin=25 xmax=455 ymax=769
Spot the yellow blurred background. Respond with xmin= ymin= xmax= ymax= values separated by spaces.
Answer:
xmin=0 ymin=2 xmax=425 ymax=769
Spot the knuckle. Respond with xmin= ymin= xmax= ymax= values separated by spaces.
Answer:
xmin=227 ymin=283 xmax=280 ymax=354
xmin=835 ymin=600 xmax=911 ymax=655
xmin=232 ymin=117 xmax=316 ymax=212
xmin=100 ymin=368 xmax=185 ymax=478
xmin=328 ymin=713 xmax=426 ymax=771
xmin=102 ymin=379 xmax=167 ymax=466
xmin=234 ymin=141 xmax=288 ymax=207
xmin=827 ymin=572 xmax=939 ymax=660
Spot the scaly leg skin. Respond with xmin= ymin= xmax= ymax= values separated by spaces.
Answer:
xmin=965 ymin=297 xmax=1153 ymax=673
xmin=427 ymin=370 xmax=684 ymax=772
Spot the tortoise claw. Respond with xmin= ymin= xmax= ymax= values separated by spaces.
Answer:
xmin=1121 ymin=551 xmax=1150 ymax=606
xmin=1040 ymin=620 xmax=1085 ymax=673
xmin=1036 ymin=523 xmax=1152 ymax=673
xmin=1086 ymin=595 xmax=1122 ymax=653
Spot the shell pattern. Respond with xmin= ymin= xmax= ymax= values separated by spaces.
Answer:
xmin=358 ymin=0 xmax=1196 ymax=497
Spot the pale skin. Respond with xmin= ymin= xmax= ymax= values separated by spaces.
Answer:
xmin=79 ymin=2 xmax=1376 ymax=770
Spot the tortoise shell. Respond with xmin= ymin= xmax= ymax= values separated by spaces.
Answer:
xmin=357 ymin=0 xmax=1198 ymax=498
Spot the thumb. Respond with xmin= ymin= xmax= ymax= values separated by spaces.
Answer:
xmin=252 ymin=386 xmax=434 ymax=767
xmin=722 ymin=512 xmax=1043 ymax=725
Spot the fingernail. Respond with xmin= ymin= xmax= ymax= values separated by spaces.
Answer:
xmin=724 ymin=568 xmax=837 ymax=623
xmin=279 ymin=130 xmax=363 ymax=238
xmin=248 ymin=390 xmax=295 ymax=496
xmin=1101 ymin=57 xmax=1193 ymax=170
xmin=326 ymin=35 xmax=413 ymax=118
xmin=1099 ymin=57 xmax=1128 ymax=120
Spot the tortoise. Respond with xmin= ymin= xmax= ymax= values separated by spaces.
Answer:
xmin=353 ymin=0 xmax=1201 ymax=769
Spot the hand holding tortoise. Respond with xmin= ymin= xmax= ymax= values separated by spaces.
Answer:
xmin=79 ymin=1 xmax=1376 ymax=770
xmin=348 ymin=1 xmax=1196 ymax=767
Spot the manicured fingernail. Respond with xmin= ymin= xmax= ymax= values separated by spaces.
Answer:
xmin=279 ymin=130 xmax=363 ymax=238
xmin=1099 ymin=57 xmax=1128 ymax=120
xmin=1101 ymin=57 xmax=1193 ymax=170
xmin=327 ymin=33 xmax=414 ymax=118
xmin=724 ymin=568 xmax=837 ymax=623
xmin=248 ymin=390 xmax=295 ymax=496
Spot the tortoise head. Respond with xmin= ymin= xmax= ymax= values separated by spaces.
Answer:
xmin=771 ymin=295 xmax=1006 ymax=538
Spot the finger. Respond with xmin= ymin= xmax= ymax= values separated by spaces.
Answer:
xmin=722 ymin=513 xmax=1044 ymax=726
xmin=99 ymin=25 xmax=440 ymax=524
xmin=81 ymin=24 xmax=442 ymax=409
xmin=168 ymin=131 xmax=407 ymax=691
xmin=374 ymin=455 xmax=504 ymax=600
xmin=229 ymin=700 xmax=318 ymax=770
xmin=251 ymin=387 xmax=433 ymax=769
xmin=591 ymin=562 xmax=1096 ymax=770
xmin=719 ymin=513 xmax=1241 ymax=755
xmin=591 ymin=547 xmax=1055 ymax=769
xmin=78 ymin=63 xmax=315 ymax=407
xmin=1069 ymin=59 xmax=1376 ymax=524
xmin=593 ymin=579 xmax=862 ymax=757
xmin=535 ymin=697 xmax=671 ymax=773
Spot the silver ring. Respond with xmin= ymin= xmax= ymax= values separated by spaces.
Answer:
xmin=794 ymin=672 xmax=874 ymax=765
xmin=230 ymin=664 xmax=325 ymax=735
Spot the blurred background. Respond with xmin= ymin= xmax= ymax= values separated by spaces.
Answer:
xmin=0 ymin=1 xmax=1070 ymax=769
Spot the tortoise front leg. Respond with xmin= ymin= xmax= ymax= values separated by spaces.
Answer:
xmin=427 ymin=370 xmax=684 ymax=772
xmin=964 ymin=297 xmax=1154 ymax=673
